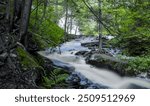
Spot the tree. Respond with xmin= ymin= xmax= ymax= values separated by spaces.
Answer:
xmin=64 ymin=0 xmax=69 ymax=41
xmin=98 ymin=0 xmax=102 ymax=51
xmin=20 ymin=0 xmax=33 ymax=47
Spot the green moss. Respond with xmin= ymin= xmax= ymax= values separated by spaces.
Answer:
xmin=30 ymin=20 xmax=64 ymax=49
xmin=16 ymin=47 xmax=43 ymax=70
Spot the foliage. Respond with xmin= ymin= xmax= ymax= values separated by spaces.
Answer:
xmin=106 ymin=0 xmax=150 ymax=56
xmin=29 ymin=1 xmax=64 ymax=49
xmin=118 ymin=55 xmax=150 ymax=75
xmin=42 ymin=68 xmax=69 ymax=88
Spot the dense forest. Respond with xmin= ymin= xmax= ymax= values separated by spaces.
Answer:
xmin=0 ymin=0 xmax=150 ymax=89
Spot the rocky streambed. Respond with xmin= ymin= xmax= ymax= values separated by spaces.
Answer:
xmin=39 ymin=36 xmax=150 ymax=89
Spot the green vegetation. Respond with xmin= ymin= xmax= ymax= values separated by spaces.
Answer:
xmin=42 ymin=68 xmax=69 ymax=88
xmin=29 ymin=2 xmax=64 ymax=49
xmin=29 ymin=0 xmax=150 ymax=75
xmin=16 ymin=47 xmax=41 ymax=70
xmin=125 ymin=56 xmax=150 ymax=75
xmin=106 ymin=0 xmax=150 ymax=56
xmin=17 ymin=47 xmax=69 ymax=88
xmin=1 ymin=0 xmax=149 ymax=88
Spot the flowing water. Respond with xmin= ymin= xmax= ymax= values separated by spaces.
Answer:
xmin=39 ymin=37 xmax=150 ymax=89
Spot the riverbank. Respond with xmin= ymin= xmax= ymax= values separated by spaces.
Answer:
xmin=39 ymin=36 xmax=150 ymax=89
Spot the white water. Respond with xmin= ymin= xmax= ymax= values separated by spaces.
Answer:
xmin=39 ymin=37 xmax=150 ymax=89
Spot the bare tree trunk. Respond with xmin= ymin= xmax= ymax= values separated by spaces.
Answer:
xmin=64 ymin=0 xmax=68 ymax=41
xmin=69 ymin=10 xmax=73 ymax=34
xmin=98 ymin=0 xmax=102 ymax=51
xmin=67 ymin=23 xmax=70 ymax=34
xmin=20 ymin=0 xmax=32 ymax=46
xmin=75 ymin=26 xmax=78 ymax=35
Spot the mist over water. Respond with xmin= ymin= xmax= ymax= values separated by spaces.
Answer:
xmin=39 ymin=37 xmax=150 ymax=89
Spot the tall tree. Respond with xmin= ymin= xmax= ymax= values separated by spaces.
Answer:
xmin=98 ymin=0 xmax=102 ymax=51
xmin=19 ymin=0 xmax=33 ymax=46
xmin=64 ymin=0 xmax=68 ymax=41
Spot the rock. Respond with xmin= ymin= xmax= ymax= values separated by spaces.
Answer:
xmin=75 ymin=51 xmax=89 ymax=56
xmin=123 ymin=83 xmax=150 ymax=89
xmin=80 ymin=80 xmax=88 ymax=86
xmin=52 ymin=59 xmax=75 ymax=73
xmin=81 ymin=41 xmax=99 ymax=47
xmin=66 ymin=72 xmax=81 ymax=85
xmin=87 ymin=83 xmax=101 ymax=89
xmin=79 ymin=78 xmax=91 ymax=88
xmin=87 ymin=83 xmax=109 ymax=89
xmin=86 ymin=53 xmax=127 ymax=76
xmin=137 ymin=73 xmax=147 ymax=79
xmin=10 ymin=53 xmax=17 ymax=58
xmin=147 ymin=71 xmax=150 ymax=78
xmin=0 ymin=52 xmax=8 ymax=62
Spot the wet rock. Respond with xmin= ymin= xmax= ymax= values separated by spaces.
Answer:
xmin=80 ymin=80 xmax=88 ymax=86
xmin=66 ymin=72 xmax=81 ymax=85
xmin=75 ymin=51 xmax=89 ymax=56
xmin=52 ymin=59 xmax=75 ymax=73
xmin=86 ymin=53 xmax=127 ymax=76
xmin=87 ymin=83 xmax=109 ymax=89
xmin=124 ymin=83 xmax=150 ymax=89
xmin=147 ymin=71 xmax=150 ymax=78
xmin=137 ymin=73 xmax=147 ymax=79
xmin=79 ymin=78 xmax=92 ymax=88
xmin=81 ymin=41 xmax=99 ymax=47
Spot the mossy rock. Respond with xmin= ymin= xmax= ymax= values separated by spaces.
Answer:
xmin=16 ymin=47 xmax=44 ymax=71
xmin=86 ymin=53 xmax=127 ymax=75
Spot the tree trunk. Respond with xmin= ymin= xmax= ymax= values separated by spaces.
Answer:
xmin=98 ymin=0 xmax=102 ymax=51
xmin=19 ymin=0 xmax=32 ymax=46
xmin=75 ymin=26 xmax=78 ymax=35
xmin=69 ymin=10 xmax=73 ymax=34
xmin=54 ymin=0 xmax=59 ymax=24
xmin=64 ymin=0 xmax=68 ymax=41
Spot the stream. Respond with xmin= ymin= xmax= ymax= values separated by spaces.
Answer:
xmin=39 ymin=37 xmax=150 ymax=89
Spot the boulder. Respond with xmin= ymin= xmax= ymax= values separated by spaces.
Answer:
xmin=86 ymin=53 xmax=127 ymax=76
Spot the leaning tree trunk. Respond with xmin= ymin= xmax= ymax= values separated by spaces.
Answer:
xmin=19 ymin=0 xmax=32 ymax=47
